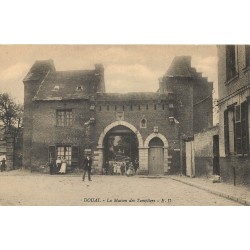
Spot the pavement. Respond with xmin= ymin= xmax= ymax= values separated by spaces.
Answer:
xmin=0 ymin=169 xmax=249 ymax=205
xmin=170 ymin=175 xmax=250 ymax=206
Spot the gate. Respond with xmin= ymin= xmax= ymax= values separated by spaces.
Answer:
xmin=148 ymin=137 xmax=164 ymax=175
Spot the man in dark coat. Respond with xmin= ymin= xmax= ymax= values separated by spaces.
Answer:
xmin=1 ymin=158 xmax=6 ymax=172
xmin=82 ymin=153 xmax=92 ymax=181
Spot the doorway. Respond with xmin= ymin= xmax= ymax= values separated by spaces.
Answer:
xmin=148 ymin=137 xmax=164 ymax=175
xmin=103 ymin=125 xmax=139 ymax=174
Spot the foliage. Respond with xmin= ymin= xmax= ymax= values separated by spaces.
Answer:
xmin=0 ymin=93 xmax=23 ymax=136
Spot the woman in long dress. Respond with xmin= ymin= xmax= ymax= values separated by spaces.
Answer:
xmin=59 ymin=156 xmax=67 ymax=174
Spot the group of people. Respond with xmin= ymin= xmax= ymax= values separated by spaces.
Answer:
xmin=48 ymin=153 xmax=140 ymax=181
xmin=104 ymin=158 xmax=139 ymax=176
xmin=0 ymin=158 xmax=7 ymax=172
xmin=49 ymin=156 xmax=68 ymax=175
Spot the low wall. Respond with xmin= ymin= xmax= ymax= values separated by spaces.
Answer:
xmin=220 ymin=156 xmax=250 ymax=186
xmin=194 ymin=126 xmax=219 ymax=177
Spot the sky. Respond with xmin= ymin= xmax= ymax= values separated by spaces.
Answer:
xmin=0 ymin=45 xmax=218 ymax=104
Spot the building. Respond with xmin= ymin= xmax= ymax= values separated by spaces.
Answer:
xmin=217 ymin=45 xmax=250 ymax=185
xmin=23 ymin=56 xmax=213 ymax=175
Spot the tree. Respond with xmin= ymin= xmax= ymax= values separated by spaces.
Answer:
xmin=0 ymin=93 xmax=23 ymax=136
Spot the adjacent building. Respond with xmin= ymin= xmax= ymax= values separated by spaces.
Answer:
xmin=217 ymin=45 xmax=250 ymax=185
xmin=23 ymin=56 xmax=213 ymax=175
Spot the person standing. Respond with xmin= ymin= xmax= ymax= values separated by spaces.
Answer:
xmin=82 ymin=153 xmax=92 ymax=181
xmin=121 ymin=162 xmax=125 ymax=175
xmin=56 ymin=156 xmax=62 ymax=173
xmin=58 ymin=156 xmax=67 ymax=174
xmin=1 ymin=158 xmax=6 ymax=172
xmin=104 ymin=161 xmax=109 ymax=175
xmin=49 ymin=158 xmax=56 ymax=175
xmin=134 ymin=158 xmax=139 ymax=173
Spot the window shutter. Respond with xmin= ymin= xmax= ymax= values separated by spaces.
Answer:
xmin=235 ymin=105 xmax=242 ymax=155
xmin=241 ymin=102 xmax=249 ymax=155
xmin=224 ymin=110 xmax=229 ymax=155
xmin=48 ymin=146 xmax=56 ymax=163
xmin=71 ymin=146 xmax=79 ymax=168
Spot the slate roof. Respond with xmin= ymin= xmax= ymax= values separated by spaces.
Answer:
xmin=165 ymin=56 xmax=198 ymax=78
xmin=23 ymin=59 xmax=56 ymax=82
xmin=33 ymin=70 xmax=99 ymax=101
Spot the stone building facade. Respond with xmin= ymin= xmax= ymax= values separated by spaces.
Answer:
xmin=23 ymin=56 xmax=213 ymax=175
xmin=217 ymin=45 xmax=250 ymax=185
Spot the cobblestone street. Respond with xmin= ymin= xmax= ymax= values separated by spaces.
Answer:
xmin=0 ymin=170 xmax=241 ymax=205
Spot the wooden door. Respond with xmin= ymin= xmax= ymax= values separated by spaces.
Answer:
xmin=149 ymin=147 xmax=164 ymax=175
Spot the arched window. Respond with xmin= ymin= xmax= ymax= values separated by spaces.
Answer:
xmin=140 ymin=118 xmax=147 ymax=128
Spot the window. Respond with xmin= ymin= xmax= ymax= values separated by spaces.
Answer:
xmin=49 ymin=145 xmax=79 ymax=167
xmin=224 ymin=102 xmax=249 ymax=156
xmin=122 ymin=105 xmax=125 ymax=111
xmin=140 ymin=118 xmax=147 ymax=128
xmin=162 ymin=104 xmax=165 ymax=110
xmin=115 ymin=105 xmax=117 ymax=111
xmin=99 ymin=105 xmax=102 ymax=111
xmin=138 ymin=105 xmax=141 ymax=110
xmin=56 ymin=110 xmax=72 ymax=126
xmin=146 ymin=104 xmax=148 ymax=110
xmin=57 ymin=146 xmax=72 ymax=165
xmin=245 ymin=45 xmax=250 ymax=68
xmin=130 ymin=105 xmax=133 ymax=111
xmin=71 ymin=146 xmax=80 ymax=168
xmin=226 ymin=45 xmax=237 ymax=81
xmin=241 ymin=102 xmax=249 ymax=154
xmin=76 ymin=86 xmax=83 ymax=91
xmin=154 ymin=104 xmax=157 ymax=110
xmin=107 ymin=105 xmax=109 ymax=111
xmin=48 ymin=146 xmax=56 ymax=163
xmin=53 ymin=85 xmax=60 ymax=91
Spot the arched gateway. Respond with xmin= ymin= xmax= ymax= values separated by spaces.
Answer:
xmin=96 ymin=121 xmax=143 ymax=173
xmin=95 ymin=121 xmax=169 ymax=175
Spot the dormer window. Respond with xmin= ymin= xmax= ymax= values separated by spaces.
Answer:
xmin=76 ymin=86 xmax=84 ymax=91
xmin=53 ymin=85 xmax=60 ymax=91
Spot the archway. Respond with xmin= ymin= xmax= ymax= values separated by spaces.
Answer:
xmin=97 ymin=121 xmax=143 ymax=173
xmin=103 ymin=125 xmax=139 ymax=174
xmin=144 ymin=133 xmax=169 ymax=175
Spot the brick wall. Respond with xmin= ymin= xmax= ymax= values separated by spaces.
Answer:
xmin=31 ymin=100 xmax=92 ymax=168
xmin=193 ymin=79 xmax=213 ymax=133
xmin=95 ymin=100 xmax=178 ymax=143
xmin=29 ymin=96 xmax=180 ymax=174
xmin=23 ymin=80 xmax=43 ymax=167
xmin=162 ymin=77 xmax=194 ymax=136
xmin=94 ymin=98 xmax=180 ymax=174
xmin=194 ymin=126 xmax=219 ymax=177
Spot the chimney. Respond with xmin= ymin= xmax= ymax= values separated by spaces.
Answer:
xmin=95 ymin=64 xmax=105 ymax=93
